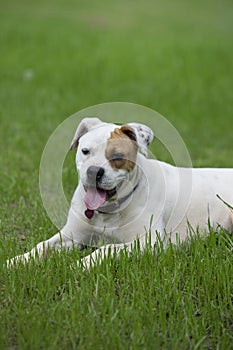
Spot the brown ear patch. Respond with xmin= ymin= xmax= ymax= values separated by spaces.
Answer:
xmin=118 ymin=125 xmax=137 ymax=142
xmin=105 ymin=125 xmax=138 ymax=171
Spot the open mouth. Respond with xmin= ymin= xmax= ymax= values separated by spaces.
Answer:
xmin=83 ymin=185 xmax=117 ymax=211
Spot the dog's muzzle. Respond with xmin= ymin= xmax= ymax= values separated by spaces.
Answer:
xmin=84 ymin=166 xmax=117 ymax=219
xmin=86 ymin=166 xmax=105 ymax=184
xmin=83 ymin=165 xmax=140 ymax=220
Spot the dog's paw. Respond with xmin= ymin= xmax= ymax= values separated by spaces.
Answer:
xmin=6 ymin=257 xmax=18 ymax=268
xmin=77 ymin=255 xmax=93 ymax=272
xmin=76 ymin=250 xmax=102 ymax=272
xmin=6 ymin=253 xmax=30 ymax=268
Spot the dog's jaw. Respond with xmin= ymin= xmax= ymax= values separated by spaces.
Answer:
xmin=82 ymin=165 xmax=140 ymax=220
xmin=83 ymin=184 xmax=119 ymax=219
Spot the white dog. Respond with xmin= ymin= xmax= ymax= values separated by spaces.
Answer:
xmin=7 ymin=118 xmax=233 ymax=268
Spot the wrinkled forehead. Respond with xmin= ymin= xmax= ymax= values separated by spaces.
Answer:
xmin=78 ymin=124 xmax=117 ymax=149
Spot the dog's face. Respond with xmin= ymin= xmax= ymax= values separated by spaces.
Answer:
xmin=70 ymin=118 xmax=153 ymax=215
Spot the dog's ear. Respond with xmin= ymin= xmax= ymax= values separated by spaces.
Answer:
xmin=70 ymin=117 xmax=103 ymax=150
xmin=120 ymin=125 xmax=137 ymax=142
xmin=126 ymin=123 xmax=154 ymax=157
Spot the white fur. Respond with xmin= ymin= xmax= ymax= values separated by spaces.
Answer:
xmin=7 ymin=118 xmax=233 ymax=269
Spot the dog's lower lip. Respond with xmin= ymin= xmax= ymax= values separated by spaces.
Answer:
xmin=106 ymin=187 xmax=117 ymax=199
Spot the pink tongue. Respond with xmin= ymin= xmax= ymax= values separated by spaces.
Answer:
xmin=84 ymin=187 xmax=107 ymax=210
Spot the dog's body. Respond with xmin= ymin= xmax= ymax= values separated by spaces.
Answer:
xmin=7 ymin=118 xmax=233 ymax=268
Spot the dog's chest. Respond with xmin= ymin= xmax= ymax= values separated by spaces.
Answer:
xmin=90 ymin=211 xmax=121 ymax=237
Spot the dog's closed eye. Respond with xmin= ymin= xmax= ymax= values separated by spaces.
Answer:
xmin=81 ymin=148 xmax=90 ymax=155
xmin=111 ymin=153 xmax=124 ymax=161
xmin=109 ymin=153 xmax=126 ymax=169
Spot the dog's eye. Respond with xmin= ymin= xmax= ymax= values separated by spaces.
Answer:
xmin=111 ymin=153 xmax=124 ymax=161
xmin=81 ymin=148 xmax=90 ymax=155
xmin=110 ymin=153 xmax=126 ymax=169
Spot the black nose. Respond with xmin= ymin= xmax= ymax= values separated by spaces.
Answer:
xmin=87 ymin=166 xmax=105 ymax=181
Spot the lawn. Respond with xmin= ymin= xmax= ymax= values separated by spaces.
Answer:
xmin=0 ymin=0 xmax=232 ymax=349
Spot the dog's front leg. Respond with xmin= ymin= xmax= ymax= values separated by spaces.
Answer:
xmin=80 ymin=228 xmax=166 ymax=271
xmin=80 ymin=242 xmax=134 ymax=271
xmin=6 ymin=232 xmax=75 ymax=267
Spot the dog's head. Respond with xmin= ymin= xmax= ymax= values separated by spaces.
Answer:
xmin=70 ymin=117 xmax=153 ymax=217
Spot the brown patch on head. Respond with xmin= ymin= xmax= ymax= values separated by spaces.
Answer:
xmin=105 ymin=125 xmax=138 ymax=171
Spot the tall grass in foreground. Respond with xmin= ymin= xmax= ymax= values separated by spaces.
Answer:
xmin=1 ymin=229 xmax=232 ymax=349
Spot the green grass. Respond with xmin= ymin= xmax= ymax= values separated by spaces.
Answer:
xmin=0 ymin=0 xmax=232 ymax=349
xmin=1 ymin=232 xmax=233 ymax=349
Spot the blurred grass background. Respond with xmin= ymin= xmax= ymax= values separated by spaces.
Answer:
xmin=1 ymin=0 xmax=232 ymax=165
